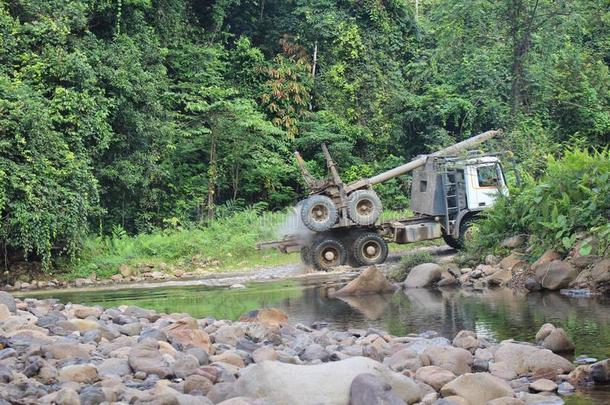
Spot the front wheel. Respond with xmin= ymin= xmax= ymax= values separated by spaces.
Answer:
xmin=311 ymin=237 xmax=348 ymax=271
xmin=443 ymin=216 xmax=478 ymax=250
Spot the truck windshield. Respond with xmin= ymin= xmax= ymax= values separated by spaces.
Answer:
xmin=477 ymin=164 xmax=501 ymax=187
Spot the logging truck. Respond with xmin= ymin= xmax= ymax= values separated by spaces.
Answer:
xmin=257 ymin=130 xmax=508 ymax=271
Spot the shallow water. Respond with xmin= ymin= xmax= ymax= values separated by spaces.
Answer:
xmin=22 ymin=280 xmax=610 ymax=404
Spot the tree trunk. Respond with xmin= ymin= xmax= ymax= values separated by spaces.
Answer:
xmin=206 ymin=134 xmax=217 ymax=220
xmin=510 ymin=0 xmax=533 ymax=117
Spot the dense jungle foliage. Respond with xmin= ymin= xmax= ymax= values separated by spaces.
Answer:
xmin=467 ymin=148 xmax=610 ymax=260
xmin=1 ymin=0 xmax=609 ymax=270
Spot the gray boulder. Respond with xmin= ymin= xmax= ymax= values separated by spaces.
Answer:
xmin=439 ymin=372 xmax=513 ymax=404
xmin=349 ymin=373 xmax=406 ymax=405
xmin=0 ymin=291 xmax=16 ymax=313
xmin=404 ymin=264 xmax=442 ymax=288
xmin=236 ymin=356 xmax=421 ymax=404
xmin=332 ymin=266 xmax=396 ymax=296
xmin=534 ymin=260 xmax=577 ymax=290
xmin=128 ymin=339 xmax=173 ymax=378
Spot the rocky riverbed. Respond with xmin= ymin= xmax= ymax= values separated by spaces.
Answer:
xmin=1 ymin=289 xmax=609 ymax=405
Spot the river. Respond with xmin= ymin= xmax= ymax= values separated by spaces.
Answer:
xmin=19 ymin=277 xmax=610 ymax=404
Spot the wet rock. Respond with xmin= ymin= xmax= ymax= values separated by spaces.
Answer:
xmin=516 ymin=391 xmax=563 ymax=404
xmin=415 ymin=366 xmax=456 ymax=390
xmin=557 ymin=381 xmax=575 ymax=395
xmin=53 ymin=387 xmax=80 ymax=405
xmin=214 ymin=325 xmax=246 ymax=346
xmin=575 ymin=355 xmax=597 ymax=364
xmin=165 ymin=318 xmax=212 ymax=353
xmin=239 ymin=308 xmax=288 ymax=328
xmin=532 ymin=250 xmax=562 ymax=268
xmin=207 ymin=382 xmax=239 ymax=403
xmin=440 ymin=372 xmax=513 ymax=404
xmin=487 ymin=398 xmax=525 ymax=405
xmin=405 ymin=337 xmax=451 ymax=354
xmin=590 ymin=358 xmax=610 ymax=383
xmin=423 ymin=345 xmax=473 ymax=375
xmin=490 ymin=343 xmax=574 ymax=380
xmin=236 ymin=356 xmax=421 ymax=404
xmin=571 ymin=255 xmax=601 ymax=269
xmin=499 ymin=253 xmax=528 ymax=272
xmin=404 ymin=263 xmax=442 ymax=288
xmin=349 ymin=373 xmax=406 ymax=405
xmin=73 ymin=304 xmax=103 ymax=319
xmin=383 ymin=349 xmax=422 ymax=372
xmin=68 ymin=318 xmax=99 ymax=332
xmin=59 ymin=363 xmax=98 ymax=383
xmin=535 ymin=324 xmax=556 ymax=342
xmin=98 ymin=357 xmax=132 ymax=377
xmin=44 ymin=341 xmax=91 ymax=360
xmin=187 ymin=347 xmax=210 ymax=365
xmin=435 ymin=395 xmax=469 ymax=405
xmin=0 ymin=363 xmax=12 ymax=382
xmin=129 ymin=339 xmax=173 ymax=378
xmin=82 ymin=328 xmax=103 ymax=344
xmin=568 ymin=365 xmax=591 ymax=385
xmin=211 ymin=351 xmax=245 ymax=369
xmin=452 ymin=330 xmax=478 ymax=351
xmin=80 ymin=386 xmax=106 ymax=405
xmin=0 ymin=304 xmax=10 ymax=321
xmin=591 ymin=258 xmax=610 ymax=286
xmin=541 ymin=328 xmax=575 ymax=353
xmin=139 ymin=328 xmax=168 ymax=342
xmin=184 ymin=374 xmax=214 ymax=395
xmin=534 ymin=261 xmax=577 ymax=290
xmin=299 ymin=343 xmax=330 ymax=362
xmin=529 ymin=378 xmax=557 ymax=392
xmin=333 ymin=266 xmax=396 ymax=296
xmin=252 ymin=346 xmax=277 ymax=363
xmin=120 ymin=322 xmax=143 ymax=336
xmin=524 ymin=278 xmax=542 ymax=292
xmin=0 ymin=291 xmax=16 ymax=313
xmin=487 ymin=268 xmax=513 ymax=287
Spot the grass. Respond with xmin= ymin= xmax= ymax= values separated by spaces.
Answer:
xmin=59 ymin=208 xmax=296 ymax=280
xmin=57 ymin=206 xmax=443 ymax=281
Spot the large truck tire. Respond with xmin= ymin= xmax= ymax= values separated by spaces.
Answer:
xmin=300 ymin=245 xmax=312 ymax=265
xmin=347 ymin=190 xmax=382 ymax=226
xmin=301 ymin=195 xmax=338 ymax=232
xmin=352 ymin=232 xmax=389 ymax=267
xmin=311 ymin=236 xmax=348 ymax=271
xmin=443 ymin=216 xmax=477 ymax=250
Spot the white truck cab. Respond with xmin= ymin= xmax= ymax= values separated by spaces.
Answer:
xmin=463 ymin=156 xmax=508 ymax=210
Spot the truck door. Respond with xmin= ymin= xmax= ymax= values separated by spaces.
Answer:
xmin=465 ymin=163 xmax=507 ymax=209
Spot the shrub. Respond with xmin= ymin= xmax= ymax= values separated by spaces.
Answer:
xmin=467 ymin=148 xmax=610 ymax=259
xmin=388 ymin=251 xmax=437 ymax=282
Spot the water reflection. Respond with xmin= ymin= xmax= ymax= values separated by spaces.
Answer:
xmin=22 ymin=280 xmax=610 ymax=404
xmin=23 ymin=281 xmax=610 ymax=360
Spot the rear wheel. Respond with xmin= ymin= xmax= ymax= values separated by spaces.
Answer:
xmin=347 ymin=190 xmax=382 ymax=226
xmin=311 ymin=237 xmax=348 ymax=271
xmin=352 ymin=232 xmax=389 ymax=267
xmin=300 ymin=246 xmax=312 ymax=266
xmin=301 ymin=195 xmax=338 ymax=232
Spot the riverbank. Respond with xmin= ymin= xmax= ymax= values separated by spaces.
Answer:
xmin=2 ymin=244 xmax=454 ymax=293
xmin=0 ymin=292 xmax=609 ymax=404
